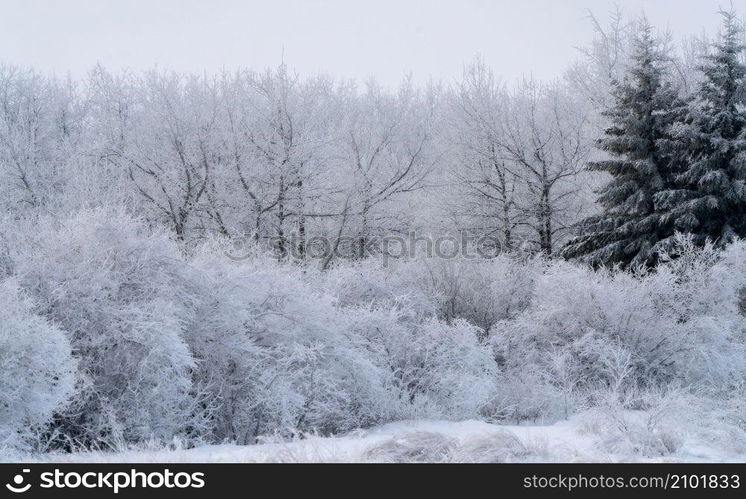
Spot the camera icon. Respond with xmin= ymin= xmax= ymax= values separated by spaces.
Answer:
xmin=5 ymin=469 xmax=31 ymax=493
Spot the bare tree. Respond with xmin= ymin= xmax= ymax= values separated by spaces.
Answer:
xmin=566 ymin=7 xmax=631 ymax=110
xmin=450 ymin=60 xmax=523 ymax=250
xmin=341 ymin=79 xmax=433 ymax=258
xmin=235 ymin=65 xmax=337 ymax=258
xmin=0 ymin=66 xmax=74 ymax=211
xmin=114 ymin=72 xmax=215 ymax=240
xmin=496 ymin=80 xmax=591 ymax=255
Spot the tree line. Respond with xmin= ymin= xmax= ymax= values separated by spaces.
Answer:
xmin=0 ymin=10 xmax=743 ymax=268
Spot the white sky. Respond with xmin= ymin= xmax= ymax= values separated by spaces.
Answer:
xmin=0 ymin=0 xmax=731 ymax=85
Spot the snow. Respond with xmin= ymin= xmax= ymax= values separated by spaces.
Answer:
xmin=16 ymin=417 xmax=743 ymax=463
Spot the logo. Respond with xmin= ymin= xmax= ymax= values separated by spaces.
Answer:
xmin=39 ymin=469 xmax=205 ymax=493
xmin=6 ymin=469 xmax=31 ymax=493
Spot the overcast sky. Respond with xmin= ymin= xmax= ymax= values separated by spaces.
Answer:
xmin=0 ymin=0 xmax=731 ymax=85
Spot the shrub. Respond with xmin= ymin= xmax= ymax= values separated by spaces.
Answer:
xmin=0 ymin=279 xmax=76 ymax=450
xmin=16 ymin=209 xmax=197 ymax=447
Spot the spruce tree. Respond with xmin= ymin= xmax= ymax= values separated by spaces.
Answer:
xmin=563 ymin=20 xmax=686 ymax=267
xmin=655 ymin=10 xmax=746 ymax=249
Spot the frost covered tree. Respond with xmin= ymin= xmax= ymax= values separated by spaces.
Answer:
xmin=563 ymin=20 xmax=687 ymax=267
xmin=239 ymin=65 xmax=322 ymax=256
xmin=118 ymin=72 xmax=217 ymax=241
xmin=566 ymin=7 xmax=632 ymax=111
xmin=339 ymin=79 xmax=434 ymax=258
xmin=497 ymin=80 xmax=591 ymax=255
xmin=0 ymin=66 xmax=88 ymax=214
xmin=449 ymin=62 xmax=592 ymax=256
xmin=655 ymin=10 xmax=746 ymax=248
xmin=449 ymin=60 xmax=522 ymax=249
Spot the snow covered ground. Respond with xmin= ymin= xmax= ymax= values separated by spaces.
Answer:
xmin=13 ymin=416 xmax=745 ymax=463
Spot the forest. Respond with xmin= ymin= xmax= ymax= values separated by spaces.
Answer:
xmin=0 ymin=8 xmax=745 ymax=461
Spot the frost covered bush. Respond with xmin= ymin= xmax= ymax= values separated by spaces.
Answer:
xmin=318 ymin=258 xmax=440 ymax=317
xmin=185 ymin=249 xmax=404 ymax=442
xmin=349 ymin=307 xmax=497 ymax=419
xmin=399 ymin=319 xmax=497 ymax=418
xmin=2 ymin=206 xmax=744 ymax=453
xmin=15 ymin=209 xmax=198 ymax=447
xmin=0 ymin=279 xmax=76 ymax=450
xmin=485 ymin=370 xmax=564 ymax=423
xmin=2 ymin=214 xmax=504 ymax=450
xmin=655 ymin=237 xmax=746 ymax=388
xmin=174 ymin=258 xmax=268 ymax=444
xmin=185 ymin=248 xmax=499 ymax=441
xmin=491 ymin=237 xmax=746 ymax=404
xmin=413 ymin=256 xmax=542 ymax=332
xmin=577 ymin=386 xmax=702 ymax=457
xmin=324 ymin=254 xmax=542 ymax=333
xmin=493 ymin=264 xmax=675 ymax=387
xmin=482 ymin=236 xmax=746 ymax=423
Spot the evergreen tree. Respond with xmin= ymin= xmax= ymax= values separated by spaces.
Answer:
xmin=655 ymin=10 xmax=746 ymax=249
xmin=563 ymin=20 xmax=686 ymax=267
